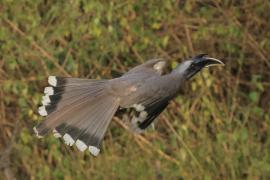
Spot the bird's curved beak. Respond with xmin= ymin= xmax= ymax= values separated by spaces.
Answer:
xmin=182 ymin=54 xmax=225 ymax=80
xmin=193 ymin=54 xmax=225 ymax=68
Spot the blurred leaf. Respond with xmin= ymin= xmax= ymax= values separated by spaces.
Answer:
xmin=249 ymin=91 xmax=259 ymax=103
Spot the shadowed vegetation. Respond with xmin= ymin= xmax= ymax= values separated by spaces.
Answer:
xmin=1 ymin=0 xmax=270 ymax=179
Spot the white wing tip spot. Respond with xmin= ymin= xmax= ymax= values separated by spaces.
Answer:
xmin=130 ymin=122 xmax=144 ymax=134
xmin=139 ymin=111 xmax=148 ymax=119
xmin=133 ymin=104 xmax=145 ymax=112
xmin=130 ymin=110 xmax=148 ymax=133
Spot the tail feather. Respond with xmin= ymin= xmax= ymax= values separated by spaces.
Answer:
xmin=34 ymin=76 xmax=119 ymax=156
xmin=55 ymin=93 xmax=109 ymax=142
xmin=48 ymin=76 xmax=107 ymax=87
xmin=85 ymin=97 xmax=119 ymax=147
xmin=41 ymin=77 xmax=109 ymax=112
xmin=41 ymin=87 xmax=104 ymax=112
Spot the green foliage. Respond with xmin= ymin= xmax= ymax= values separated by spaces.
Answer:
xmin=0 ymin=0 xmax=270 ymax=179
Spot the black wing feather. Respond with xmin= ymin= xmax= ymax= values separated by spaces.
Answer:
xmin=138 ymin=98 xmax=169 ymax=129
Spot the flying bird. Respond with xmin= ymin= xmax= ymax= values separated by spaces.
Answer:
xmin=34 ymin=54 xmax=224 ymax=156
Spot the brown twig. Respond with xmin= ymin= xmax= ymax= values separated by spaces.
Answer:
xmin=0 ymin=117 xmax=20 ymax=180
xmin=212 ymin=2 xmax=270 ymax=68
xmin=113 ymin=117 xmax=181 ymax=166
xmin=162 ymin=115 xmax=204 ymax=174
xmin=131 ymin=47 xmax=144 ymax=63
xmin=3 ymin=19 xmax=70 ymax=76
xmin=184 ymin=24 xmax=195 ymax=55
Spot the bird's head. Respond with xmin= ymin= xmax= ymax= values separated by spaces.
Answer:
xmin=173 ymin=54 xmax=224 ymax=80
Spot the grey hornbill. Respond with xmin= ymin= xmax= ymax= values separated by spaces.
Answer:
xmin=34 ymin=54 xmax=224 ymax=156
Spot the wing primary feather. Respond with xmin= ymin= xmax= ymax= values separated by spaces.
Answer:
xmin=138 ymin=98 xmax=169 ymax=130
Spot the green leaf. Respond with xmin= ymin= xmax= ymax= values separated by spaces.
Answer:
xmin=249 ymin=91 xmax=259 ymax=103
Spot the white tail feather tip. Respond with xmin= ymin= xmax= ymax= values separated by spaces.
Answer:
xmin=42 ymin=95 xmax=51 ymax=105
xmin=33 ymin=127 xmax=43 ymax=138
xmin=38 ymin=106 xmax=48 ymax=116
xmin=41 ymin=100 xmax=49 ymax=106
xmin=48 ymin=76 xmax=57 ymax=87
xmin=44 ymin=87 xmax=54 ymax=95
xmin=89 ymin=146 xmax=100 ymax=156
xmin=76 ymin=140 xmax=88 ymax=152
xmin=53 ymin=129 xmax=62 ymax=138
xmin=63 ymin=133 xmax=75 ymax=146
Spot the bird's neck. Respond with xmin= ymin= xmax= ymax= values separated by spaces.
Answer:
xmin=171 ymin=63 xmax=185 ymax=73
xmin=167 ymin=70 xmax=187 ymax=89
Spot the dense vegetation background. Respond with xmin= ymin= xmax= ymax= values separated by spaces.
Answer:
xmin=1 ymin=0 xmax=270 ymax=179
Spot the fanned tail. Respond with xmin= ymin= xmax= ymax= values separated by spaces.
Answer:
xmin=34 ymin=76 xmax=119 ymax=156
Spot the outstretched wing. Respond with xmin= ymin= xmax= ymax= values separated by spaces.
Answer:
xmin=120 ymin=74 xmax=179 ymax=132
xmin=130 ymin=97 xmax=170 ymax=132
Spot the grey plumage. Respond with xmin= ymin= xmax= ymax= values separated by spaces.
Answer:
xmin=34 ymin=54 xmax=224 ymax=156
